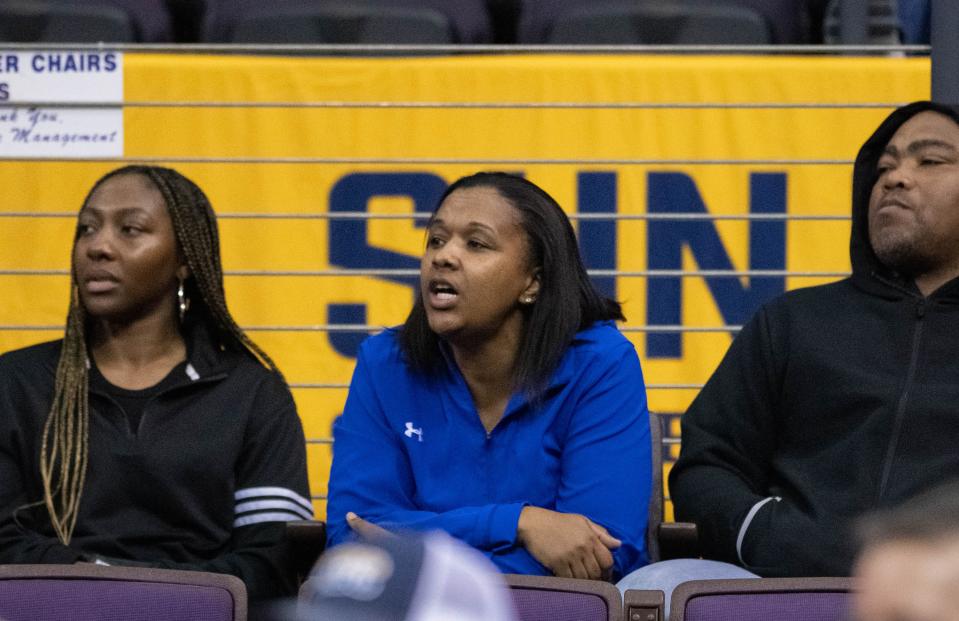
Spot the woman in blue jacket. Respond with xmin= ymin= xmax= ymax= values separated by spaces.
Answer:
xmin=326 ymin=172 xmax=651 ymax=581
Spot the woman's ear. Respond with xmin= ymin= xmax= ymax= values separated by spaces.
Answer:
xmin=176 ymin=264 xmax=191 ymax=282
xmin=520 ymin=271 xmax=541 ymax=304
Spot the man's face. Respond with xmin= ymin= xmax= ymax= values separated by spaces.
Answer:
xmin=869 ymin=111 xmax=959 ymax=287
xmin=855 ymin=537 xmax=959 ymax=621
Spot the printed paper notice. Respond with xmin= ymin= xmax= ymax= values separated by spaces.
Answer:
xmin=0 ymin=51 xmax=123 ymax=158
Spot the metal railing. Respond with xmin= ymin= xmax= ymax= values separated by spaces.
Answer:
xmin=3 ymin=24 xmax=946 ymax=500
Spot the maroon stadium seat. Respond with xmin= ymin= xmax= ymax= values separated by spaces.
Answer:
xmin=0 ymin=564 xmax=246 ymax=621
xmin=664 ymin=577 xmax=855 ymax=621
xmin=505 ymin=574 xmax=623 ymax=621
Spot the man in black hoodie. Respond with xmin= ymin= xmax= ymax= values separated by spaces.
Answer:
xmin=663 ymin=101 xmax=959 ymax=580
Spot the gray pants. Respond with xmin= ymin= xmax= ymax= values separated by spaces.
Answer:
xmin=616 ymin=559 xmax=759 ymax=617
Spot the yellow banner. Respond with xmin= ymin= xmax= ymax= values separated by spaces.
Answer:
xmin=0 ymin=53 xmax=929 ymax=519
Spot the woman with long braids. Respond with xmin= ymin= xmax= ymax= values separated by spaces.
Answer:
xmin=326 ymin=172 xmax=651 ymax=581
xmin=0 ymin=166 xmax=311 ymax=603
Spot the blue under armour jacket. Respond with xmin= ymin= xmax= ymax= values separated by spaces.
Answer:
xmin=326 ymin=321 xmax=651 ymax=580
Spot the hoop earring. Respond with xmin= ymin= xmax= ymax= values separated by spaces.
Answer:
xmin=177 ymin=279 xmax=190 ymax=322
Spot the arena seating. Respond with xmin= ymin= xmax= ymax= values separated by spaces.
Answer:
xmin=649 ymin=414 xmax=700 ymax=563
xmin=201 ymin=0 xmax=494 ymax=44
xmin=822 ymin=0 xmax=901 ymax=44
xmin=286 ymin=519 xmax=327 ymax=583
xmin=517 ymin=0 xmax=818 ymax=44
xmin=0 ymin=1 xmax=893 ymax=46
xmin=505 ymin=574 xmax=624 ymax=621
xmin=624 ymin=588 xmax=666 ymax=621
xmin=0 ymin=0 xmax=174 ymax=43
xmin=654 ymin=577 xmax=856 ymax=621
xmin=223 ymin=6 xmax=453 ymax=46
xmin=0 ymin=564 xmax=247 ymax=621
xmin=523 ymin=2 xmax=772 ymax=45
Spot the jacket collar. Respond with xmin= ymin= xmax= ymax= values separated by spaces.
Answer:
xmin=179 ymin=317 xmax=238 ymax=379
xmin=79 ymin=318 xmax=239 ymax=392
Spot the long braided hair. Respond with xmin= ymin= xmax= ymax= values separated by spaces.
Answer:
xmin=41 ymin=165 xmax=281 ymax=544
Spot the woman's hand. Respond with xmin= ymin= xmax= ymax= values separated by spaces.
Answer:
xmin=516 ymin=506 xmax=621 ymax=580
xmin=346 ymin=512 xmax=392 ymax=540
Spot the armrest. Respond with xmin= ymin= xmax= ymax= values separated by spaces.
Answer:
xmin=285 ymin=520 xmax=327 ymax=581
xmin=624 ymin=588 xmax=665 ymax=621
xmin=657 ymin=521 xmax=700 ymax=560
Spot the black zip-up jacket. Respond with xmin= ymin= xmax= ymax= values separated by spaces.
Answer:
xmin=0 ymin=321 xmax=312 ymax=601
xmin=669 ymin=101 xmax=959 ymax=577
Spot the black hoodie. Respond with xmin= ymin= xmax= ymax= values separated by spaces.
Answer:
xmin=669 ymin=101 xmax=959 ymax=577
xmin=0 ymin=320 xmax=311 ymax=601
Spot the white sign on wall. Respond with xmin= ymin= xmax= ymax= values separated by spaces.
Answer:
xmin=0 ymin=51 xmax=123 ymax=158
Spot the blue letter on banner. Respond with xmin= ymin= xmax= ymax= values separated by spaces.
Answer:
xmin=646 ymin=172 xmax=786 ymax=358
xmin=577 ymin=172 xmax=618 ymax=300
xmin=327 ymin=172 xmax=447 ymax=358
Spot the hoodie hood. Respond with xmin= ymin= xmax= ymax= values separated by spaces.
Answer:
xmin=850 ymin=101 xmax=959 ymax=294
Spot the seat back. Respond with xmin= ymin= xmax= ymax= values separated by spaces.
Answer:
xmin=0 ymin=0 xmax=134 ymax=42
xmin=547 ymin=2 xmax=770 ymax=45
xmin=202 ymin=0 xmax=493 ymax=44
xmin=518 ymin=0 xmax=772 ymax=44
xmin=822 ymin=0 xmax=901 ymax=45
xmin=0 ymin=564 xmax=247 ymax=621
xmin=721 ymin=0 xmax=812 ymax=43
xmin=232 ymin=6 xmax=452 ymax=45
xmin=671 ymin=578 xmax=855 ymax=621
xmin=95 ymin=0 xmax=174 ymax=42
xmin=504 ymin=574 xmax=622 ymax=621
xmin=0 ymin=0 xmax=173 ymax=43
xmin=286 ymin=519 xmax=327 ymax=582
xmin=649 ymin=410 xmax=701 ymax=561
xmin=647 ymin=412 xmax=665 ymax=563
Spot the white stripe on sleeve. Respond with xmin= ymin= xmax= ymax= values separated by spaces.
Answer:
xmin=234 ymin=486 xmax=313 ymax=515
xmin=234 ymin=511 xmax=310 ymax=528
xmin=235 ymin=498 xmax=314 ymax=521
xmin=736 ymin=496 xmax=781 ymax=565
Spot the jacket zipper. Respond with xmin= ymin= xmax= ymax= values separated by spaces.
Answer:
xmin=876 ymin=298 xmax=926 ymax=501
xmin=90 ymin=371 xmax=227 ymax=438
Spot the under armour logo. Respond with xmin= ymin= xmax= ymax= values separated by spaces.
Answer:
xmin=404 ymin=422 xmax=423 ymax=442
